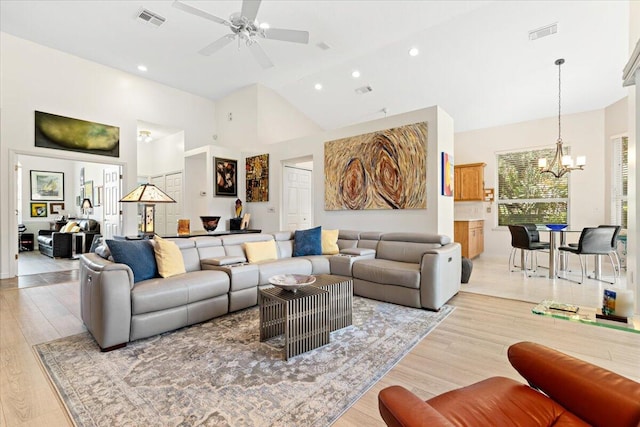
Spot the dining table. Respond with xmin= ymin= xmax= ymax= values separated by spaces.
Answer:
xmin=542 ymin=226 xmax=604 ymax=280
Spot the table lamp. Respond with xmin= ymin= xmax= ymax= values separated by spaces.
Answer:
xmin=119 ymin=183 xmax=176 ymax=236
xmin=81 ymin=198 xmax=93 ymax=218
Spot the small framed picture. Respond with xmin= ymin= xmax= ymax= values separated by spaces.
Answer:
xmin=214 ymin=157 xmax=237 ymax=196
xmin=49 ymin=202 xmax=65 ymax=215
xmin=30 ymin=202 xmax=48 ymax=217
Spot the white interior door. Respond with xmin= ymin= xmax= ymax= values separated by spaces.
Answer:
xmin=165 ymin=172 xmax=183 ymax=234
xmin=103 ymin=167 xmax=122 ymax=239
xmin=283 ymin=166 xmax=312 ymax=231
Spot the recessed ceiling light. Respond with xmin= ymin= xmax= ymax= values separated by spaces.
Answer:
xmin=314 ymin=83 xmax=323 ymax=91
xmin=137 ymin=64 xmax=148 ymax=72
xmin=351 ymin=70 xmax=361 ymax=78
xmin=259 ymin=22 xmax=270 ymax=29
xmin=408 ymin=47 xmax=419 ymax=57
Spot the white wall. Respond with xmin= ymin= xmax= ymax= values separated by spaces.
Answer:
xmin=138 ymin=132 xmax=185 ymax=178
xmin=246 ymin=106 xmax=455 ymax=237
xmin=455 ymin=108 xmax=616 ymax=260
xmin=215 ymin=83 xmax=322 ymax=148
xmin=0 ymin=32 xmax=217 ymax=278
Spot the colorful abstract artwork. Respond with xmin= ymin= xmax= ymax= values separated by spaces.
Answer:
xmin=215 ymin=157 xmax=237 ymax=196
xmin=246 ymin=154 xmax=269 ymax=202
xmin=441 ymin=152 xmax=454 ymax=196
xmin=324 ymin=122 xmax=427 ymax=210
xmin=35 ymin=111 xmax=120 ymax=157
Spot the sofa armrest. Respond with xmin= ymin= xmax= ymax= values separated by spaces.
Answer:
xmin=79 ymin=253 xmax=134 ymax=350
xmin=419 ymin=242 xmax=461 ymax=310
xmin=378 ymin=386 xmax=456 ymax=427
xmin=508 ymin=341 xmax=640 ymax=427
xmin=38 ymin=229 xmax=53 ymax=237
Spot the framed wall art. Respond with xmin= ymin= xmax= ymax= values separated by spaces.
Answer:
xmin=49 ymin=202 xmax=65 ymax=215
xmin=441 ymin=152 xmax=454 ymax=197
xmin=35 ymin=111 xmax=120 ymax=157
xmin=246 ymin=154 xmax=269 ymax=202
xmin=30 ymin=202 xmax=47 ymax=217
xmin=30 ymin=170 xmax=64 ymax=201
xmin=214 ymin=157 xmax=237 ymax=196
xmin=324 ymin=122 xmax=428 ymax=210
xmin=84 ymin=180 xmax=94 ymax=205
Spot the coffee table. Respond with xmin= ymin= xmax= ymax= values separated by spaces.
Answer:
xmin=312 ymin=274 xmax=353 ymax=332
xmin=259 ymin=285 xmax=330 ymax=360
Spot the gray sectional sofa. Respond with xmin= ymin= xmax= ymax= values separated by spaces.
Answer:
xmin=79 ymin=230 xmax=461 ymax=351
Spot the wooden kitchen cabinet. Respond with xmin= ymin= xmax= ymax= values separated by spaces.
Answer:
xmin=454 ymin=220 xmax=484 ymax=259
xmin=454 ymin=163 xmax=485 ymax=201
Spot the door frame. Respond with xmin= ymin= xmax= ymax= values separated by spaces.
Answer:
xmin=8 ymin=149 xmax=127 ymax=278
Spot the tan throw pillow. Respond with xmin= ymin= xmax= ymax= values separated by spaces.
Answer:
xmin=243 ymin=240 xmax=278 ymax=263
xmin=321 ymin=229 xmax=339 ymax=255
xmin=61 ymin=221 xmax=78 ymax=233
xmin=153 ymin=235 xmax=186 ymax=278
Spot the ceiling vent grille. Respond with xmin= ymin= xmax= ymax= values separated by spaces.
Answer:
xmin=529 ymin=23 xmax=557 ymax=41
xmin=136 ymin=8 xmax=166 ymax=27
xmin=355 ymin=85 xmax=373 ymax=95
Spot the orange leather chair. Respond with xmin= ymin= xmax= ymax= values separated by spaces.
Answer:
xmin=378 ymin=341 xmax=640 ymax=427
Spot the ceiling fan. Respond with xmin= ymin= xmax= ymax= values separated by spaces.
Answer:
xmin=172 ymin=0 xmax=310 ymax=69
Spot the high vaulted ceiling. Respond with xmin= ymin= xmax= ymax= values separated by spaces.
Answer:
xmin=0 ymin=1 xmax=631 ymax=132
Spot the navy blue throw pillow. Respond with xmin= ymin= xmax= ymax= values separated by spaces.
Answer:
xmin=293 ymin=226 xmax=322 ymax=257
xmin=106 ymin=239 xmax=158 ymax=283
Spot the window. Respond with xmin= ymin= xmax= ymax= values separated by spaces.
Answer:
xmin=497 ymin=148 xmax=569 ymax=226
xmin=612 ymin=136 xmax=628 ymax=228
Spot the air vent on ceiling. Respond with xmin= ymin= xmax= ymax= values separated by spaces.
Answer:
xmin=316 ymin=42 xmax=332 ymax=51
xmin=355 ymin=85 xmax=373 ymax=95
xmin=136 ymin=8 xmax=166 ymax=27
xmin=529 ymin=23 xmax=557 ymax=41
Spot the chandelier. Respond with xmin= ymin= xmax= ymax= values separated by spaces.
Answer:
xmin=538 ymin=58 xmax=586 ymax=178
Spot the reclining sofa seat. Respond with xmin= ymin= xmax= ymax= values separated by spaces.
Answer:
xmin=352 ymin=232 xmax=461 ymax=310
xmin=80 ymin=237 xmax=230 ymax=351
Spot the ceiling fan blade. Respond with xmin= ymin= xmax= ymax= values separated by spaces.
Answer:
xmin=247 ymin=40 xmax=274 ymax=69
xmin=241 ymin=0 xmax=262 ymax=23
xmin=172 ymin=0 xmax=230 ymax=26
xmin=263 ymin=28 xmax=309 ymax=44
xmin=198 ymin=35 xmax=235 ymax=56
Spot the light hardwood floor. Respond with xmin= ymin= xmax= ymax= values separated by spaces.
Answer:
xmin=1 ymin=260 xmax=639 ymax=427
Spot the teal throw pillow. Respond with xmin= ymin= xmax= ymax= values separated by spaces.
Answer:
xmin=293 ymin=226 xmax=322 ymax=257
xmin=106 ymin=239 xmax=158 ymax=283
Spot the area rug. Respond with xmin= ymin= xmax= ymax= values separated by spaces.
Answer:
xmin=34 ymin=297 xmax=453 ymax=427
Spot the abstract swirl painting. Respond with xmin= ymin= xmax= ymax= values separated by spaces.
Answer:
xmin=324 ymin=122 xmax=427 ymax=210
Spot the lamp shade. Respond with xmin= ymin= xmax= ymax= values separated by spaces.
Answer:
xmin=119 ymin=183 xmax=176 ymax=203
xmin=81 ymin=198 xmax=93 ymax=210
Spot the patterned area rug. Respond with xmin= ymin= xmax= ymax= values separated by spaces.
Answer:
xmin=35 ymin=297 xmax=453 ymax=427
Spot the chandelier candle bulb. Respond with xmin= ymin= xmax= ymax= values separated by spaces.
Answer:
xmin=576 ymin=156 xmax=586 ymax=166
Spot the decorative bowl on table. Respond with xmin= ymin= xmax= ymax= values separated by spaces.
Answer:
xmin=268 ymin=274 xmax=316 ymax=293
xmin=546 ymin=224 xmax=568 ymax=231
xmin=200 ymin=216 xmax=221 ymax=233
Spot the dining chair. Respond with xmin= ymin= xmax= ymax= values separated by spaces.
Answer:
xmin=508 ymin=225 xmax=549 ymax=275
xmin=557 ymin=227 xmax=618 ymax=284
xmin=567 ymin=225 xmax=621 ymax=277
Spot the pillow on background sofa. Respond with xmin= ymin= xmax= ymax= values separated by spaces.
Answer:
xmin=153 ymin=235 xmax=186 ymax=278
xmin=243 ymin=240 xmax=278 ymax=263
xmin=105 ymin=239 xmax=158 ymax=283
xmin=294 ymin=226 xmax=322 ymax=256
xmin=321 ymin=229 xmax=339 ymax=255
